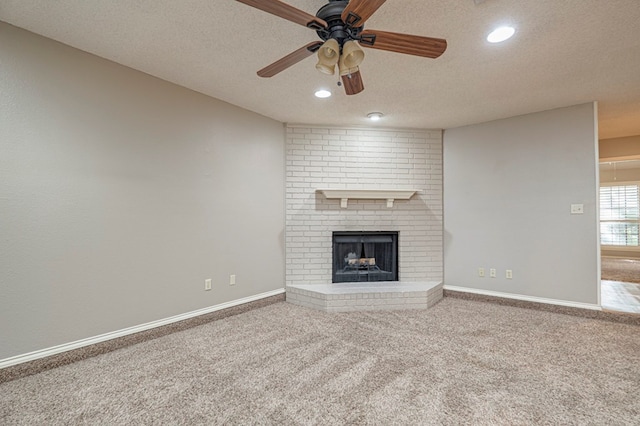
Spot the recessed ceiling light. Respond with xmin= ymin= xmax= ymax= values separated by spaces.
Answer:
xmin=367 ymin=112 xmax=384 ymax=121
xmin=487 ymin=26 xmax=515 ymax=43
xmin=314 ymin=89 xmax=331 ymax=98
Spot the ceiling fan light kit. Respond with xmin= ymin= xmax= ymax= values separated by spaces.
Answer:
xmin=236 ymin=0 xmax=447 ymax=95
xmin=340 ymin=40 xmax=365 ymax=67
xmin=338 ymin=57 xmax=359 ymax=77
xmin=315 ymin=38 xmax=340 ymax=74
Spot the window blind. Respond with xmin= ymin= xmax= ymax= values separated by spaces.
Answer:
xmin=600 ymin=184 xmax=640 ymax=246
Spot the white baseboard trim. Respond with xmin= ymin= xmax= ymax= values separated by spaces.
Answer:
xmin=443 ymin=285 xmax=602 ymax=311
xmin=0 ymin=288 xmax=285 ymax=370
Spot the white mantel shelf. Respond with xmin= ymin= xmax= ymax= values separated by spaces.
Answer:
xmin=317 ymin=189 xmax=420 ymax=208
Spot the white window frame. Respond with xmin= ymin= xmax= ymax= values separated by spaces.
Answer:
xmin=599 ymin=180 xmax=640 ymax=252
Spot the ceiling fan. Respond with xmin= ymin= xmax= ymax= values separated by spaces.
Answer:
xmin=236 ymin=0 xmax=447 ymax=95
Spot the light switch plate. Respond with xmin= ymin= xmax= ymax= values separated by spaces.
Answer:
xmin=571 ymin=204 xmax=584 ymax=214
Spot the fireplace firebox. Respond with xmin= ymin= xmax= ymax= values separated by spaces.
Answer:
xmin=332 ymin=231 xmax=398 ymax=283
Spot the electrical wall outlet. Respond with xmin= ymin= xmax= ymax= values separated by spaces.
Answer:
xmin=205 ymin=279 xmax=212 ymax=291
xmin=229 ymin=274 xmax=236 ymax=286
xmin=478 ymin=267 xmax=485 ymax=277
xmin=506 ymin=270 xmax=513 ymax=279
xmin=490 ymin=268 xmax=496 ymax=278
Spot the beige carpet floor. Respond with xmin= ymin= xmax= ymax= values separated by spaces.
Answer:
xmin=602 ymin=257 xmax=640 ymax=284
xmin=1 ymin=298 xmax=639 ymax=425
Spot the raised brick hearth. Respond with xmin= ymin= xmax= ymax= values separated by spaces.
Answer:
xmin=287 ymin=281 xmax=443 ymax=313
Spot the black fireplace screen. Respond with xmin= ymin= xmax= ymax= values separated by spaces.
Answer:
xmin=332 ymin=231 xmax=398 ymax=283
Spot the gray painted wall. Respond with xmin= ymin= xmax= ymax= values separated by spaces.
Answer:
xmin=443 ymin=103 xmax=599 ymax=305
xmin=0 ymin=23 xmax=285 ymax=360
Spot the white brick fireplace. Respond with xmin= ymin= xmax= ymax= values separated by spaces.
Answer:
xmin=284 ymin=125 xmax=443 ymax=312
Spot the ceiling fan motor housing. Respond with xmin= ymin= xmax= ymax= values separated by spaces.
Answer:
xmin=315 ymin=0 xmax=362 ymax=46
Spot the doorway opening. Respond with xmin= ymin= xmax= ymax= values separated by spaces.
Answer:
xmin=599 ymin=158 xmax=640 ymax=313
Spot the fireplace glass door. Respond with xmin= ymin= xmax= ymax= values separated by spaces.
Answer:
xmin=332 ymin=231 xmax=398 ymax=283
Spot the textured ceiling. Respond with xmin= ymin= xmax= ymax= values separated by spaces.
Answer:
xmin=2 ymin=0 xmax=640 ymax=139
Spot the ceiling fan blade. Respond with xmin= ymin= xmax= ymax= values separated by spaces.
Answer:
xmin=236 ymin=0 xmax=327 ymax=29
xmin=341 ymin=0 xmax=386 ymax=27
xmin=341 ymin=69 xmax=365 ymax=95
xmin=360 ymin=30 xmax=447 ymax=58
xmin=257 ymin=41 xmax=323 ymax=77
